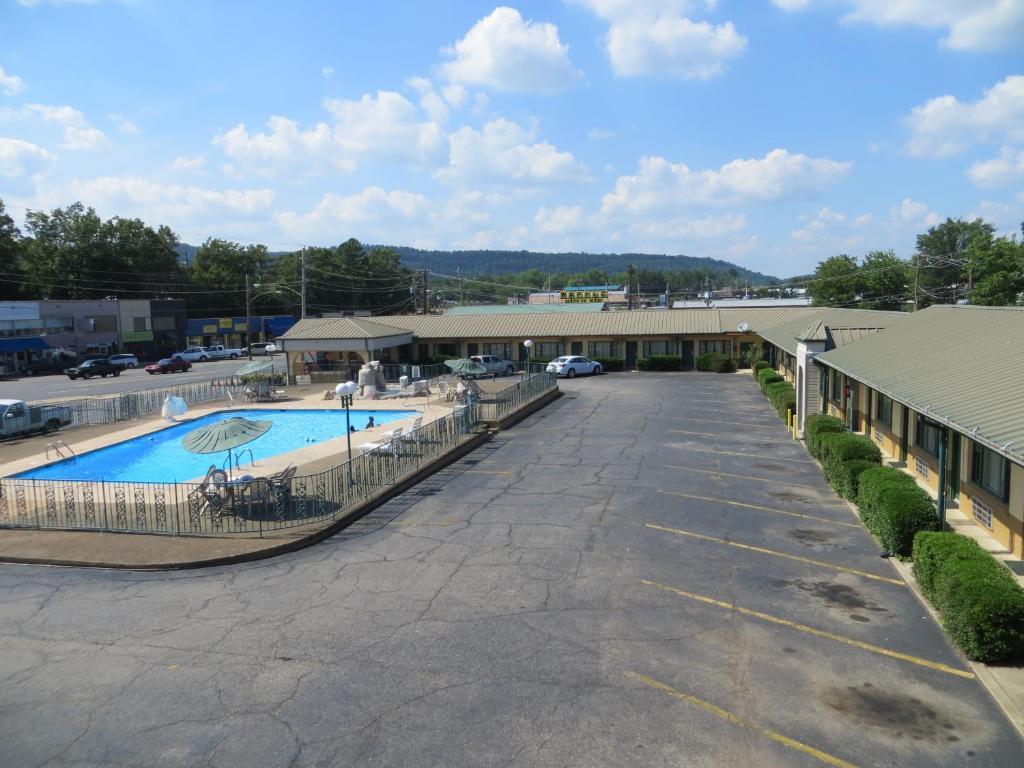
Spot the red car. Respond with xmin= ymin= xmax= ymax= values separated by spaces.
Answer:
xmin=145 ymin=357 xmax=192 ymax=374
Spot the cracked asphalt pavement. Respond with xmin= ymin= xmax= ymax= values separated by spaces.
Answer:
xmin=1 ymin=372 xmax=1021 ymax=766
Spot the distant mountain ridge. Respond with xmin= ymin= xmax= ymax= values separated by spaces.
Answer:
xmin=383 ymin=247 xmax=776 ymax=283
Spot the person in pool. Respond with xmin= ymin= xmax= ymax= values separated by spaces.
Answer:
xmin=366 ymin=416 xmax=375 ymax=429
xmin=350 ymin=425 xmax=356 ymax=433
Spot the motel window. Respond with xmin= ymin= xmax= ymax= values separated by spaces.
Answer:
xmin=915 ymin=414 xmax=942 ymax=457
xmin=483 ymin=343 xmax=512 ymax=360
xmin=533 ymin=342 xmax=562 ymax=360
xmin=466 ymin=343 xmax=479 ymax=356
xmin=830 ymin=370 xmax=842 ymax=402
xmin=433 ymin=342 xmax=458 ymax=359
xmin=85 ymin=315 xmax=118 ymax=333
xmin=875 ymin=394 xmax=893 ymax=428
xmin=417 ymin=344 xmax=430 ymax=360
xmin=971 ymin=443 xmax=1009 ymax=501
xmin=698 ymin=340 xmax=730 ymax=356
xmin=588 ymin=341 xmax=620 ymax=358
xmin=570 ymin=341 xmax=583 ymax=356
xmin=643 ymin=341 xmax=679 ymax=357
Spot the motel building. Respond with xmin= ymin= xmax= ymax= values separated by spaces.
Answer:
xmin=763 ymin=304 xmax=1024 ymax=560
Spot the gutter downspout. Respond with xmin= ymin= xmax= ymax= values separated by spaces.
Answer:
xmin=937 ymin=427 xmax=948 ymax=530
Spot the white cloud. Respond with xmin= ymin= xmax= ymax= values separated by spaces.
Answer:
xmin=771 ymin=0 xmax=1024 ymax=51
xmin=69 ymin=176 xmax=275 ymax=222
xmin=60 ymin=125 xmax=108 ymax=151
xmin=575 ymin=0 xmax=746 ymax=79
xmin=0 ymin=103 xmax=87 ymax=125
xmin=790 ymin=206 xmax=846 ymax=241
xmin=967 ymin=147 xmax=1024 ymax=187
xmin=437 ymin=118 xmax=589 ymax=185
xmin=108 ymin=112 xmax=140 ymax=134
xmin=321 ymin=65 xmax=334 ymax=77
xmin=890 ymin=197 xmax=941 ymax=228
xmin=588 ymin=128 xmax=615 ymax=140
xmin=602 ymin=149 xmax=850 ymax=213
xmin=0 ymin=66 xmax=25 ymax=95
xmin=0 ymin=137 xmax=55 ymax=178
xmin=441 ymin=7 xmax=577 ymax=93
xmin=441 ymin=84 xmax=468 ymax=109
xmin=275 ymin=186 xmax=430 ymax=240
xmin=906 ymin=75 xmax=1024 ymax=157
xmin=407 ymin=76 xmax=450 ymax=123
xmin=627 ymin=212 xmax=749 ymax=240
xmin=171 ymin=155 xmax=206 ymax=172
xmin=214 ymin=90 xmax=446 ymax=176
xmin=534 ymin=205 xmax=585 ymax=234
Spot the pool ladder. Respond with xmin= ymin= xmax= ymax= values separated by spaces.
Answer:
xmin=45 ymin=440 xmax=76 ymax=461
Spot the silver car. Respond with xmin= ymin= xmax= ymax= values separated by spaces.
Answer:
xmin=108 ymin=354 xmax=139 ymax=369
xmin=546 ymin=356 xmax=602 ymax=378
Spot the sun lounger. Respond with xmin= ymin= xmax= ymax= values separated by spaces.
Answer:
xmin=358 ymin=427 xmax=402 ymax=455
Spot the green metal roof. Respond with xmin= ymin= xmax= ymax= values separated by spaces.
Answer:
xmin=446 ymin=303 xmax=606 ymax=315
xmin=757 ymin=309 xmax=905 ymax=356
xmin=817 ymin=305 xmax=1024 ymax=465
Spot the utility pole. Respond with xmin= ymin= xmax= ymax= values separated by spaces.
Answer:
xmin=458 ymin=264 xmax=464 ymax=306
xmin=627 ymin=263 xmax=636 ymax=310
xmin=913 ymin=254 xmax=921 ymax=312
xmin=244 ymin=273 xmax=252 ymax=360
xmin=300 ymin=247 xmax=307 ymax=319
xmin=421 ymin=270 xmax=429 ymax=314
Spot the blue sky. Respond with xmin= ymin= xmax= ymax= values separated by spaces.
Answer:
xmin=1 ymin=0 xmax=1021 ymax=276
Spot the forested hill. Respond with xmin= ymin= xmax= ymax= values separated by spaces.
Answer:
xmin=381 ymin=247 xmax=776 ymax=283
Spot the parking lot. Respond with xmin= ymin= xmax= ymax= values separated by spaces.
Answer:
xmin=0 ymin=372 xmax=1020 ymax=766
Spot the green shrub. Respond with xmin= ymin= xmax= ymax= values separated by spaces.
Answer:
xmin=765 ymin=381 xmax=796 ymax=419
xmin=591 ymin=356 xmax=624 ymax=372
xmin=637 ymin=355 xmax=682 ymax=372
xmin=751 ymin=360 xmax=771 ymax=378
xmin=817 ymin=432 xmax=882 ymax=486
xmin=856 ymin=466 xmax=937 ymax=555
xmin=695 ymin=352 xmax=736 ymax=372
xmin=757 ymin=367 xmax=784 ymax=393
xmin=805 ymin=414 xmax=845 ymax=459
xmin=913 ymin=532 xmax=1024 ymax=662
xmin=830 ymin=459 xmax=878 ymax=500
xmin=739 ymin=345 xmax=762 ymax=370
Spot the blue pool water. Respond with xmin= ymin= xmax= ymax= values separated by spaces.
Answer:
xmin=14 ymin=409 xmax=413 ymax=483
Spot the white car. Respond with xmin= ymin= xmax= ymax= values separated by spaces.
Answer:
xmin=107 ymin=353 xmax=139 ymax=369
xmin=546 ymin=356 xmax=602 ymax=378
xmin=175 ymin=346 xmax=210 ymax=363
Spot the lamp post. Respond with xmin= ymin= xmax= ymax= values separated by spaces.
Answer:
xmin=523 ymin=339 xmax=533 ymax=381
xmin=336 ymin=380 xmax=359 ymax=486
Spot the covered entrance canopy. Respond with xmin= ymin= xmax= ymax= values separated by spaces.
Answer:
xmin=276 ymin=318 xmax=414 ymax=376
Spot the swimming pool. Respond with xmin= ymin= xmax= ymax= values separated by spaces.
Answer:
xmin=14 ymin=409 xmax=414 ymax=483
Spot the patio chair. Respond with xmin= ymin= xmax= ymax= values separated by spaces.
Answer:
xmin=358 ymin=427 xmax=401 ymax=455
xmin=238 ymin=465 xmax=296 ymax=519
xmin=188 ymin=465 xmax=233 ymax=519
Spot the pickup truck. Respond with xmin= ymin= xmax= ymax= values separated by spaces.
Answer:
xmin=0 ymin=399 xmax=73 ymax=437
xmin=65 ymin=358 xmax=121 ymax=380
xmin=175 ymin=347 xmax=211 ymax=363
xmin=205 ymin=344 xmax=242 ymax=360
xmin=469 ymin=355 xmax=516 ymax=377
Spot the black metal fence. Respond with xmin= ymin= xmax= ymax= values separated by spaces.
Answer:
xmin=0 ymin=373 xmax=558 ymax=537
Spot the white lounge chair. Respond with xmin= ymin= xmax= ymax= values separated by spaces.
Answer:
xmin=359 ymin=427 xmax=402 ymax=455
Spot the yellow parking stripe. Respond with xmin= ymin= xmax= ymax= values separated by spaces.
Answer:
xmin=645 ymin=523 xmax=904 ymax=586
xmin=657 ymin=489 xmax=862 ymax=529
xmin=640 ymin=580 xmax=974 ymax=679
xmin=667 ymin=445 xmax=814 ymax=464
xmin=659 ymin=464 xmax=836 ymax=494
xmin=629 ymin=672 xmax=861 ymax=768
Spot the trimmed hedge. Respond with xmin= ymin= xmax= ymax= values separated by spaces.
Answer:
xmin=751 ymin=360 xmax=771 ymax=378
xmin=591 ymin=357 xmax=624 ymax=372
xmin=695 ymin=352 xmax=736 ymax=373
xmin=805 ymin=414 xmax=846 ymax=459
xmin=830 ymin=459 xmax=877 ymax=500
xmin=913 ymin=532 xmax=1024 ymax=662
xmin=637 ymin=355 xmax=682 ymax=372
xmin=757 ymin=367 xmax=784 ymax=393
xmin=856 ymin=466 xmax=937 ymax=555
xmin=765 ymin=380 xmax=796 ymax=419
xmin=818 ymin=432 xmax=882 ymax=476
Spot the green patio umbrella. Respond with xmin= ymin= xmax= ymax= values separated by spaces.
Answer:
xmin=445 ymin=358 xmax=487 ymax=376
xmin=182 ymin=416 xmax=272 ymax=474
xmin=236 ymin=359 xmax=275 ymax=377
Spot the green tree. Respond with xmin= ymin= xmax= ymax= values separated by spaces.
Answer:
xmin=809 ymin=254 xmax=862 ymax=307
xmin=0 ymin=199 xmax=23 ymax=300
xmin=968 ymin=232 xmax=1024 ymax=306
xmin=190 ymin=239 xmax=270 ymax=316
xmin=914 ymin=217 xmax=995 ymax=307
xmin=859 ymin=250 xmax=909 ymax=311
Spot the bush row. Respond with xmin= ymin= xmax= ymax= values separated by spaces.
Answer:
xmin=637 ymin=355 xmax=682 ymax=372
xmin=857 ymin=466 xmax=938 ymax=556
xmin=757 ymin=367 xmax=784 ymax=393
xmin=765 ymin=380 xmax=796 ymax=419
xmin=913 ymin=532 xmax=1024 ymax=662
xmin=805 ymin=414 xmax=845 ymax=458
xmin=695 ymin=352 xmax=737 ymax=373
xmin=751 ymin=360 xmax=771 ymax=379
xmin=818 ymin=431 xmax=882 ymax=495
xmin=592 ymin=356 xmax=625 ymax=372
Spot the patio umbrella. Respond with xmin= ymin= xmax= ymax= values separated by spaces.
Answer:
xmin=445 ymin=358 xmax=487 ymax=376
xmin=182 ymin=416 xmax=272 ymax=474
xmin=236 ymin=359 xmax=275 ymax=377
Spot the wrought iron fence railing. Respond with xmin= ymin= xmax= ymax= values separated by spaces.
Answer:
xmin=0 ymin=372 xmax=558 ymax=537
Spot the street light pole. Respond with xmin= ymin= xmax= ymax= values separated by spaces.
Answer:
xmin=300 ymin=247 xmax=308 ymax=319
xmin=336 ymin=381 xmax=359 ymax=486
xmin=523 ymin=338 xmax=533 ymax=381
xmin=245 ymin=273 xmax=252 ymax=360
